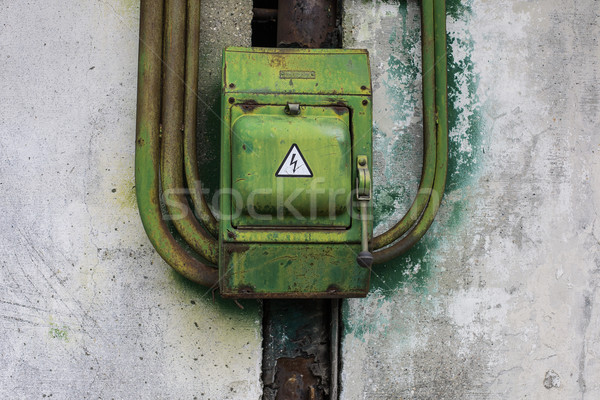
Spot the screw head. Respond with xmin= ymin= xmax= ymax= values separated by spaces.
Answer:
xmin=362 ymin=99 xmax=368 ymax=106
xmin=229 ymin=83 xmax=235 ymax=88
xmin=228 ymin=97 xmax=235 ymax=104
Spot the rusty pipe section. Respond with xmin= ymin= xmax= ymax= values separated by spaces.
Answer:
xmin=277 ymin=0 xmax=338 ymax=48
xmin=135 ymin=0 xmax=218 ymax=286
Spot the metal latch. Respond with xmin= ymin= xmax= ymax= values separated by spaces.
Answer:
xmin=284 ymin=103 xmax=301 ymax=115
xmin=356 ymin=155 xmax=373 ymax=268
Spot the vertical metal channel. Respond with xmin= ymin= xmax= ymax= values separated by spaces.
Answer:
xmin=262 ymin=300 xmax=335 ymax=399
xmin=257 ymin=2 xmax=341 ymax=398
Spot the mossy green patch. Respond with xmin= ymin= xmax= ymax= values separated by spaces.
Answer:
xmin=116 ymin=0 xmax=138 ymax=13
xmin=116 ymin=176 xmax=137 ymax=210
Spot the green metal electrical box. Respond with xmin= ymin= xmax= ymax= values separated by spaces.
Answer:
xmin=219 ymin=47 xmax=373 ymax=298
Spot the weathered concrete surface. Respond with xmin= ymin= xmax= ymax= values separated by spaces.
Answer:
xmin=341 ymin=1 xmax=600 ymax=399
xmin=0 ymin=1 xmax=261 ymax=398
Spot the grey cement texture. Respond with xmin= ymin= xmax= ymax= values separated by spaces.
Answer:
xmin=340 ymin=1 xmax=600 ymax=399
xmin=0 ymin=1 xmax=261 ymax=399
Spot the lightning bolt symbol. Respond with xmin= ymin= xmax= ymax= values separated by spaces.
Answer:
xmin=290 ymin=154 xmax=299 ymax=172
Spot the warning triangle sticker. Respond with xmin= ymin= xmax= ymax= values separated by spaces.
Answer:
xmin=275 ymin=144 xmax=313 ymax=177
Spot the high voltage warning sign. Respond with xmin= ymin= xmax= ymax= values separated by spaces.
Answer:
xmin=275 ymin=144 xmax=313 ymax=177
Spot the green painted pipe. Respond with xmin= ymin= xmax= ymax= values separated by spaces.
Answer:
xmin=183 ymin=0 xmax=219 ymax=237
xmin=372 ymin=0 xmax=448 ymax=263
xmin=372 ymin=0 xmax=437 ymax=250
xmin=161 ymin=0 xmax=219 ymax=265
xmin=135 ymin=0 xmax=218 ymax=286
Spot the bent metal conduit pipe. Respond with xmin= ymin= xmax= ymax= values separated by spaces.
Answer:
xmin=135 ymin=0 xmax=448 ymax=286
xmin=135 ymin=0 xmax=218 ymax=287
xmin=372 ymin=0 xmax=448 ymax=262
xmin=371 ymin=0 xmax=436 ymax=251
xmin=160 ymin=0 xmax=219 ymax=265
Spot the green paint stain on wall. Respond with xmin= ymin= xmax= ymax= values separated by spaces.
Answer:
xmin=372 ymin=1 xmax=422 ymax=229
xmin=447 ymin=2 xmax=472 ymax=19
xmin=342 ymin=292 xmax=393 ymax=339
xmin=446 ymin=33 xmax=483 ymax=192
xmin=366 ymin=0 xmax=481 ymax=297
xmin=115 ymin=176 xmax=137 ymax=210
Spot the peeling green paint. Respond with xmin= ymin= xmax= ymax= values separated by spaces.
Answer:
xmin=372 ymin=0 xmax=422 ymax=229
xmin=366 ymin=1 xmax=481 ymax=298
xmin=446 ymin=1 xmax=472 ymax=19
xmin=446 ymin=37 xmax=483 ymax=190
xmin=339 ymin=3 xmax=483 ymax=350
xmin=342 ymin=292 xmax=392 ymax=339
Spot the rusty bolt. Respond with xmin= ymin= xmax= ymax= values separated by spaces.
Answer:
xmin=361 ymin=85 xmax=367 ymax=90
xmin=228 ymin=97 xmax=235 ymax=104
xmin=229 ymin=83 xmax=236 ymax=88
xmin=362 ymin=99 xmax=368 ymax=106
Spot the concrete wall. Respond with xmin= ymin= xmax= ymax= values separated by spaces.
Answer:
xmin=0 ymin=0 xmax=598 ymax=399
xmin=341 ymin=1 xmax=600 ymax=399
xmin=0 ymin=1 xmax=261 ymax=398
